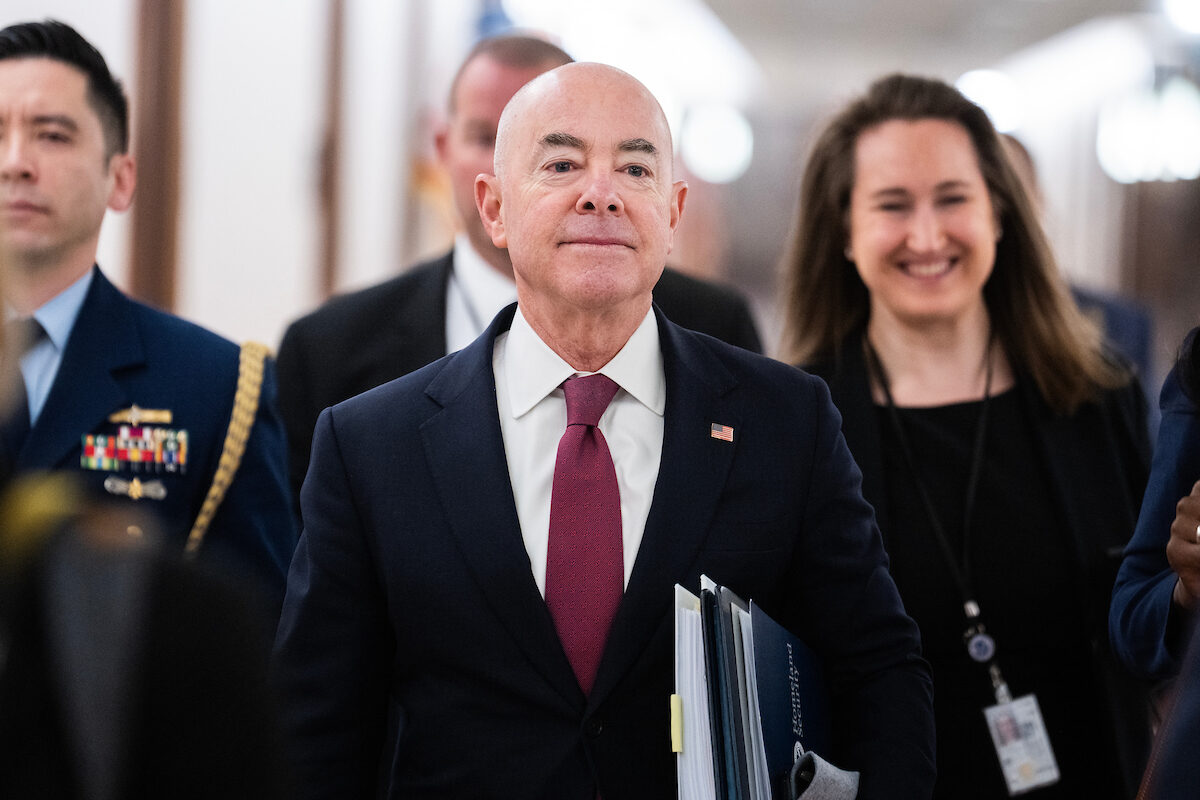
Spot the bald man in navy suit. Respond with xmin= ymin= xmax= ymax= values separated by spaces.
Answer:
xmin=274 ymin=63 xmax=933 ymax=799
xmin=275 ymin=35 xmax=761 ymax=511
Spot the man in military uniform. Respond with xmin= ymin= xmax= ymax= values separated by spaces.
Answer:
xmin=0 ymin=20 xmax=295 ymax=608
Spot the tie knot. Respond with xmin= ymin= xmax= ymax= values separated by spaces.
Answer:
xmin=6 ymin=317 xmax=45 ymax=357
xmin=562 ymin=374 xmax=619 ymax=427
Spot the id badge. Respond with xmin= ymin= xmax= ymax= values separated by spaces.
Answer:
xmin=984 ymin=694 xmax=1060 ymax=796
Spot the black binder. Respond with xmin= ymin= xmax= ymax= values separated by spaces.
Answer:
xmin=678 ymin=576 xmax=832 ymax=800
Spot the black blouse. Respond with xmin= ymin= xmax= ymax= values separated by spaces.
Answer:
xmin=880 ymin=387 xmax=1118 ymax=800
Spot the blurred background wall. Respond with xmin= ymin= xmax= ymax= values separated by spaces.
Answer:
xmin=3 ymin=0 xmax=1198 ymax=391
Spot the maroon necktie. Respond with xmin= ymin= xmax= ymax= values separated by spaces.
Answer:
xmin=545 ymin=374 xmax=623 ymax=696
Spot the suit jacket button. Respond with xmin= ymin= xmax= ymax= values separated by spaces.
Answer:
xmin=585 ymin=719 xmax=603 ymax=738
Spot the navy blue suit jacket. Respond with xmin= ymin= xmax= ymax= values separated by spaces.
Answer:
xmin=13 ymin=268 xmax=296 ymax=606
xmin=274 ymin=304 xmax=934 ymax=799
xmin=275 ymin=251 xmax=763 ymax=512
xmin=1111 ymin=328 xmax=1200 ymax=680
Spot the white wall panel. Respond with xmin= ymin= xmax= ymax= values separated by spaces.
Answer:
xmin=178 ymin=0 xmax=325 ymax=347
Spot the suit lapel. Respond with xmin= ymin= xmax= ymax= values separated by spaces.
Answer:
xmin=420 ymin=307 xmax=746 ymax=709
xmin=589 ymin=311 xmax=740 ymax=706
xmin=21 ymin=270 xmax=144 ymax=471
xmin=344 ymin=254 xmax=452 ymax=396
xmin=383 ymin=253 xmax=451 ymax=380
xmin=420 ymin=305 xmax=584 ymax=707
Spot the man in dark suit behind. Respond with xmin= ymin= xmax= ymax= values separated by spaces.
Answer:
xmin=275 ymin=34 xmax=762 ymax=506
xmin=0 ymin=21 xmax=295 ymax=607
xmin=274 ymin=61 xmax=933 ymax=798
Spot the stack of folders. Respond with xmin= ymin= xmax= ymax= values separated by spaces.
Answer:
xmin=672 ymin=576 xmax=832 ymax=800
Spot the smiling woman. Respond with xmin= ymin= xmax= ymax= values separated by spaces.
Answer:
xmin=780 ymin=73 xmax=1123 ymax=412
xmin=845 ymin=117 xmax=1001 ymax=366
xmin=781 ymin=73 xmax=1153 ymax=800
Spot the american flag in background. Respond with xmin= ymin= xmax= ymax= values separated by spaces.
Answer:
xmin=710 ymin=423 xmax=734 ymax=442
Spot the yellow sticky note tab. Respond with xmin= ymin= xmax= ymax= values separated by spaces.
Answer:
xmin=670 ymin=694 xmax=684 ymax=753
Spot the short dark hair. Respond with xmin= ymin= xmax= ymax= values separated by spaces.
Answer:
xmin=447 ymin=33 xmax=572 ymax=114
xmin=0 ymin=19 xmax=129 ymax=157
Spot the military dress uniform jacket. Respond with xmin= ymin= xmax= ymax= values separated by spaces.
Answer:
xmin=8 ymin=267 xmax=296 ymax=606
xmin=275 ymin=251 xmax=763 ymax=507
xmin=273 ymin=304 xmax=935 ymax=800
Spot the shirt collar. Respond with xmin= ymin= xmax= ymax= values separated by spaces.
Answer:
xmin=505 ymin=305 xmax=665 ymax=419
xmin=453 ymin=233 xmax=518 ymax=325
xmin=8 ymin=267 xmax=94 ymax=351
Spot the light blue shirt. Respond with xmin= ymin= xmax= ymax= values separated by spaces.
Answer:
xmin=14 ymin=268 xmax=94 ymax=424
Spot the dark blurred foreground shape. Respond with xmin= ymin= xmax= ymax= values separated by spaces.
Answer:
xmin=0 ymin=473 xmax=289 ymax=800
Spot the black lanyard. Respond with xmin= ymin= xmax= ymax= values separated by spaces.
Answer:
xmin=864 ymin=336 xmax=1013 ymax=703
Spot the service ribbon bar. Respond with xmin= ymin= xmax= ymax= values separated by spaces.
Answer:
xmin=82 ymin=427 xmax=188 ymax=473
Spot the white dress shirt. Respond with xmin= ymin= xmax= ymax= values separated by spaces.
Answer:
xmin=445 ymin=234 xmax=518 ymax=353
xmin=494 ymin=306 xmax=665 ymax=597
xmin=9 ymin=268 xmax=93 ymax=425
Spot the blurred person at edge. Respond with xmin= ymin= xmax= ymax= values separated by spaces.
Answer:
xmin=1112 ymin=328 xmax=1200 ymax=682
xmin=1114 ymin=329 xmax=1200 ymax=799
xmin=275 ymin=34 xmax=763 ymax=515
xmin=0 ymin=24 xmax=287 ymax=797
xmin=0 ymin=469 xmax=291 ymax=799
xmin=780 ymin=73 xmax=1151 ymax=799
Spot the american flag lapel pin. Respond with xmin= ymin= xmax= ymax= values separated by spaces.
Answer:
xmin=710 ymin=423 xmax=734 ymax=442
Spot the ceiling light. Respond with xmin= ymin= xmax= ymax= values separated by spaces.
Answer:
xmin=956 ymin=69 xmax=1023 ymax=133
xmin=680 ymin=104 xmax=755 ymax=184
xmin=1165 ymin=0 xmax=1200 ymax=35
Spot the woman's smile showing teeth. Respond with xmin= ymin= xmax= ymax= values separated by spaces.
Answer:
xmin=902 ymin=258 xmax=955 ymax=278
xmin=847 ymin=118 xmax=1000 ymax=325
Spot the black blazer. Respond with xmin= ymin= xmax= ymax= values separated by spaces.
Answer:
xmin=807 ymin=338 xmax=1153 ymax=796
xmin=274 ymin=306 xmax=935 ymax=799
xmin=275 ymin=252 xmax=763 ymax=507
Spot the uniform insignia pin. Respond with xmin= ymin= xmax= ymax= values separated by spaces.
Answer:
xmin=103 ymin=475 xmax=167 ymax=501
xmin=108 ymin=404 xmax=172 ymax=425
